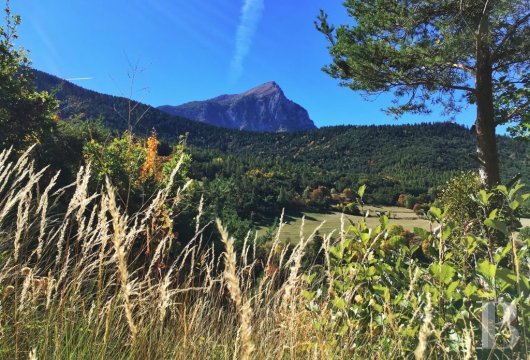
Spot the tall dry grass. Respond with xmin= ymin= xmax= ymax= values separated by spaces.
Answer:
xmin=0 ymin=147 xmax=322 ymax=359
xmin=0 ymin=147 xmax=511 ymax=359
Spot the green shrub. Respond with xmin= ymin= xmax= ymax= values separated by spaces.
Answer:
xmin=303 ymin=183 xmax=530 ymax=357
xmin=439 ymin=171 xmax=482 ymax=227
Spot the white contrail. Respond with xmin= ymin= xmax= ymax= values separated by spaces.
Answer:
xmin=229 ymin=0 xmax=265 ymax=82
xmin=66 ymin=77 xmax=94 ymax=81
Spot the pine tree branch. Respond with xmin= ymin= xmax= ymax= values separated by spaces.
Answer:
xmin=492 ymin=12 xmax=530 ymax=62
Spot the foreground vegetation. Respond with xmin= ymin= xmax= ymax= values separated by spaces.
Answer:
xmin=1 ymin=2 xmax=529 ymax=358
xmin=1 ymin=148 xmax=529 ymax=359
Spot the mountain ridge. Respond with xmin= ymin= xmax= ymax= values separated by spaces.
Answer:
xmin=158 ymin=81 xmax=316 ymax=132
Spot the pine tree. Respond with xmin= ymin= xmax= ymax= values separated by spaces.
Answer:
xmin=317 ymin=0 xmax=530 ymax=186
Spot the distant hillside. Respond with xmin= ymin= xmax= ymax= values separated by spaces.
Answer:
xmin=32 ymin=69 xmax=530 ymax=207
xmin=32 ymin=69 xmax=241 ymax=146
xmin=158 ymin=82 xmax=316 ymax=132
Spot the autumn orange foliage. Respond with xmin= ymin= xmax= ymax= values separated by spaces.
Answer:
xmin=141 ymin=130 xmax=160 ymax=180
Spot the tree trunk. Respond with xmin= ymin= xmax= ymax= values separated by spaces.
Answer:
xmin=475 ymin=15 xmax=500 ymax=187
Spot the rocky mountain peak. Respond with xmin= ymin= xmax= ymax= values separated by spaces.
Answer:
xmin=158 ymin=82 xmax=316 ymax=132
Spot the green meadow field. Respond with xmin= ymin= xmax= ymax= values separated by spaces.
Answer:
xmin=263 ymin=206 xmax=530 ymax=242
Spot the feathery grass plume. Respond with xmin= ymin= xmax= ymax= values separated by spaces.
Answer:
xmin=0 ymin=159 xmax=14 ymax=194
xmin=405 ymin=267 xmax=421 ymax=302
xmin=45 ymin=271 xmax=55 ymax=310
xmin=96 ymin=194 xmax=110 ymax=293
xmin=282 ymin=220 xmax=325 ymax=308
xmin=216 ymin=219 xmax=254 ymax=360
xmin=12 ymin=145 xmax=36 ymax=174
xmin=462 ymin=329 xmax=473 ymax=360
xmin=18 ymin=267 xmax=33 ymax=312
xmin=266 ymin=209 xmax=285 ymax=270
xmin=7 ymin=165 xmax=47 ymax=262
xmin=74 ymin=163 xmax=93 ymax=240
xmin=414 ymin=293 xmax=433 ymax=360
xmin=102 ymin=296 xmax=115 ymax=346
xmin=157 ymin=266 xmax=173 ymax=323
xmin=55 ymin=248 xmax=71 ymax=306
xmin=28 ymin=348 xmax=37 ymax=360
xmin=322 ymin=229 xmax=334 ymax=290
xmin=240 ymin=231 xmax=251 ymax=267
xmin=252 ymin=231 xmax=257 ymax=261
xmin=147 ymin=234 xmax=172 ymax=280
xmin=77 ymin=203 xmax=100 ymax=269
xmin=35 ymin=171 xmax=60 ymax=260
xmin=55 ymin=165 xmax=91 ymax=266
xmin=0 ymin=147 xmax=12 ymax=173
xmin=106 ymin=178 xmax=138 ymax=341
xmin=13 ymin=192 xmax=29 ymax=262
xmin=195 ymin=195 xmax=204 ymax=234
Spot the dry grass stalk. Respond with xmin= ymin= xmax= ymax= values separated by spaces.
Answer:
xmin=217 ymin=219 xmax=255 ymax=360
xmin=282 ymin=221 xmax=325 ymax=308
xmin=35 ymin=171 xmax=60 ymax=260
xmin=106 ymin=179 xmax=138 ymax=341
xmin=414 ymin=293 xmax=433 ymax=360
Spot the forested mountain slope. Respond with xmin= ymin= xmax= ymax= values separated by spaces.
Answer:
xmin=33 ymin=69 xmax=530 ymax=214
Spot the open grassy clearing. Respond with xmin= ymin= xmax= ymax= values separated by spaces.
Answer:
xmin=261 ymin=205 xmax=432 ymax=242
xmin=263 ymin=206 xmax=530 ymax=243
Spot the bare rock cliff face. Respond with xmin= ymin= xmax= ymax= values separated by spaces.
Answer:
xmin=158 ymin=82 xmax=316 ymax=132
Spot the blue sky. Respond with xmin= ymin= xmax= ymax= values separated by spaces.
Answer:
xmin=12 ymin=0 xmax=478 ymax=128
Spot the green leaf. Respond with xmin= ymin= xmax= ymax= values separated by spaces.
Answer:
xmin=488 ymin=208 xmax=498 ymax=220
xmin=509 ymin=183 xmax=525 ymax=198
xmin=494 ymin=242 xmax=512 ymax=264
xmin=510 ymin=200 xmax=520 ymax=210
xmin=495 ymin=185 xmax=508 ymax=196
xmin=479 ymin=190 xmax=492 ymax=206
xmin=372 ymin=285 xmax=389 ymax=297
xmin=329 ymin=246 xmax=343 ymax=260
xmin=413 ymin=227 xmax=429 ymax=239
xmin=302 ymin=273 xmax=317 ymax=285
xmin=441 ymin=225 xmax=451 ymax=241
xmin=484 ymin=218 xmax=508 ymax=236
xmin=445 ymin=281 xmax=461 ymax=299
xmin=366 ymin=266 xmax=377 ymax=277
xmin=477 ymin=260 xmax=496 ymax=279
xmin=428 ymin=207 xmax=442 ymax=220
xmin=379 ymin=215 xmax=389 ymax=228
xmin=429 ymin=263 xmax=456 ymax=284
xmin=301 ymin=290 xmax=316 ymax=301
xmin=332 ymin=297 xmax=347 ymax=310
xmin=357 ymin=184 xmax=366 ymax=199
xmin=496 ymin=268 xmax=517 ymax=289
xmin=370 ymin=301 xmax=383 ymax=312
xmin=463 ymin=283 xmax=478 ymax=297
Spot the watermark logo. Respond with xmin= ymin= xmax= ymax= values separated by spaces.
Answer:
xmin=480 ymin=301 xmax=520 ymax=350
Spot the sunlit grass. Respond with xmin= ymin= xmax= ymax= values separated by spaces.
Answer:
xmin=0 ymin=147 xmax=526 ymax=359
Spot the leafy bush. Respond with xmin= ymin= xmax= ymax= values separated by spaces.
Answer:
xmin=302 ymin=183 xmax=530 ymax=357
xmin=0 ymin=6 xmax=58 ymax=151
xmin=439 ymin=171 xmax=483 ymax=227
xmin=83 ymin=131 xmax=190 ymax=212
